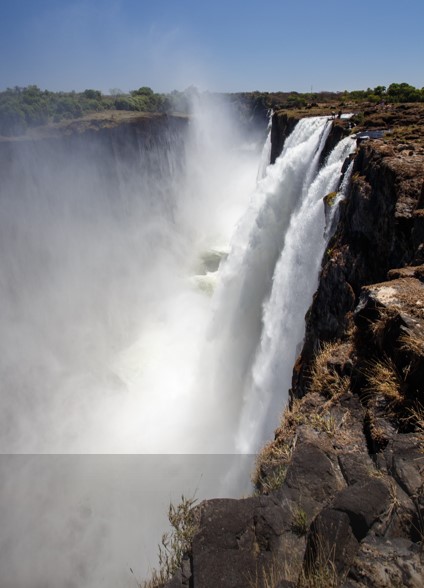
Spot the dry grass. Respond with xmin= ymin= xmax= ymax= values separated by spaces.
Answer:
xmin=256 ymin=440 xmax=294 ymax=467
xmin=255 ymin=400 xmax=302 ymax=471
xmin=384 ymin=479 xmax=401 ymax=523
xmin=253 ymin=463 xmax=288 ymax=495
xmin=411 ymin=493 xmax=424 ymax=548
xmin=298 ymin=560 xmax=340 ymax=588
xmin=399 ymin=331 xmax=424 ymax=358
xmin=252 ymin=400 xmax=303 ymax=492
xmin=310 ymin=413 xmax=337 ymax=436
xmin=300 ymin=532 xmax=347 ymax=588
xmin=138 ymin=495 xmax=198 ymax=588
xmin=253 ymin=342 xmax=354 ymax=494
xmin=246 ymin=557 xmax=285 ymax=588
xmin=246 ymin=533 xmax=346 ymax=588
xmin=253 ymin=397 xmax=350 ymax=492
xmin=291 ymin=507 xmax=309 ymax=536
xmin=247 ymin=557 xmax=342 ymax=588
xmin=252 ymin=441 xmax=292 ymax=488
xmin=277 ymin=398 xmax=305 ymax=436
xmin=309 ymin=342 xmax=350 ymax=400
xmin=368 ymin=307 xmax=398 ymax=340
xmin=406 ymin=402 xmax=424 ymax=433
xmin=370 ymin=423 xmax=387 ymax=444
xmin=364 ymin=356 xmax=404 ymax=406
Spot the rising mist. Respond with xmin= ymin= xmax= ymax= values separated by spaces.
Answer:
xmin=0 ymin=97 xmax=262 ymax=586
xmin=0 ymin=95 xmax=355 ymax=587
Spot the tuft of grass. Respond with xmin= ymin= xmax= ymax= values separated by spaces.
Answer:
xmin=299 ymin=560 xmax=340 ymax=588
xmin=406 ymin=401 xmax=424 ymax=433
xmin=309 ymin=342 xmax=350 ymax=400
xmin=301 ymin=533 xmax=346 ymax=588
xmin=368 ymin=307 xmax=398 ymax=340
xmin=366 ymin=412 xmax=391 ymax=447
xmin=277 ymin=398 xmax=304 ymax=435
xmin=247 ymin=532 xmax=346 ymax=588
xmin=246 ymin=558 xmax=283 ymax=588
xmin=399 ymin=331 xmax=424 ymax=358
xmin=291 ymin=507 xmax=309 ymax=536
xmin=256 ymin=440 xmax=293 ymax=467
xmin=254 ymin=464 xmax=288 ymax=495
xmin=384 ymin=479 xmax=401 ymax=523
xmin=310 ymin=412 xmax=337 ymax=436
xmin=138 ymin=495 xmax=198 ymax=588
xmin=364 ymin=356 xmax=404 ymax=406
xmin=252 ymin=400 xmax=302 ymax=491
xmin=411 ymin=494 xmax=424 ymax=549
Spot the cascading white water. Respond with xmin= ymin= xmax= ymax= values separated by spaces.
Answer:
xmin=256 ymin=111 xmax=272 ymax=182
xmin=202 ymin=117 xmax=333 ymax=451
xmin=0 ymin=99 xmax=262 ymax=587
xmin=235 ymin=136 xmax=356 ymax=453
xmin=0 ymin=104 xmax=355 ymax=587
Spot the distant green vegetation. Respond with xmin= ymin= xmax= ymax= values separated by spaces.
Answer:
xmin=344 ymin=83 xmax=424 ymax=104
xmin=227 ymin=83 xmax=424 ymax=115
xmin=1 ymin=82 xmax=423 ymax=137
xmin=0 ymin=86 xmax=110 ymax=135
xmin=0 ymin=85 xmax=189 ymax=136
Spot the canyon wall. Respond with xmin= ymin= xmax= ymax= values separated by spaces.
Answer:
xmin=1 ymin=106 xmax=422 ymax=587
xmin=166 ymin=109 xmax=424 ymax=588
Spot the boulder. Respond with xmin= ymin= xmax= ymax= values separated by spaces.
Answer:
xmin=305 ymin=508 xmax=359 ymax=577
xmin=344 ymin=537 xmax=424 ymax=588
xmin=332 ymin=479 xmax=391 ymax=541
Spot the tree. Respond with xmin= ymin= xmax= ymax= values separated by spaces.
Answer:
xmin=83 ymin=89 xmax=102 ymax=100
xmin=373 ymin=85 xmax=386 ymax=96
xmin=131 ymin=86 xmax=154 ymax=97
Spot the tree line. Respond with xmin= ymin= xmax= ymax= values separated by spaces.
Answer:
xmin=228 ymin=83 xmax=424 ymax=113
xmin=0 ymin=85 xmax=193 ymax=136
xmin=1 ymin=82 xmax=423 ymax=136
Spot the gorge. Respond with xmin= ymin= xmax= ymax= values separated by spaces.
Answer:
xmin=0 ymin=98 xmax=423 ymax=588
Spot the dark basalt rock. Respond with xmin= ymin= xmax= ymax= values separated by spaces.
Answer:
xmin=332 ymin=479 xmax=391 ymax=541
xmin=278 ymin=441 xmax=345 ymax=518
xmin=318 ymin=119 xmax=351 ymax=168
xmin=344 ymin=537 xmax=424 ymax=588
xmin=384 ymin=435 xmax=424 ymax=498
xmin=388 ymin=264 xmax=424 ymax=281
xmin=305 ymin=508 xmax=359 ymax=576
xmin=270 ymin=112 xmax=298 ymax=164
xmin=337 ymin=453 xmax=376 ymax=487
xmin=190 ymin=496 xmax=294 ymax=588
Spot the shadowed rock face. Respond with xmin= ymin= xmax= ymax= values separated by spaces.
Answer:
xmin=164 ymin=108 xmax=424 ymax=588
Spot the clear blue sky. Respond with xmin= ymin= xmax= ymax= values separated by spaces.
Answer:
xmin=1 ymin=0 xmax=423 ymax=94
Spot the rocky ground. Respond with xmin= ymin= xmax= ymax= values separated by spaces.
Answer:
xmin=161 ymin=104 xmax=424 ymax=588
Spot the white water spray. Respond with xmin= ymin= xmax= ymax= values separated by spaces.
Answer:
xmin=0 ymin=105 xmax=355 ymax=586
xmin=203 ymin=117 xmax=333 ymax=449
xmin=0 ymin=100 xmax=260 ymax=586
xmin=236 ymin=136 xmax=356 ymax=453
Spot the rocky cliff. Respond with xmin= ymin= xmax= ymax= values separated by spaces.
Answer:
xmin=163 ymin=105 xmax=424 ymax=588
xmin=0 ymin=111 xmax=188 ymax=175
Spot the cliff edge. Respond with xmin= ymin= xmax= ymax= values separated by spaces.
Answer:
xmin=161 ymin=105 xmax=424 ymax=588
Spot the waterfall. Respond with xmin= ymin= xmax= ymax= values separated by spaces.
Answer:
xmin=256 ymin=111 xmax=272 ymax=181
xmin=235 ymin=135 xmax=356 ymax=453
xmin=204 ymin=117 xmax=335 ymax=451
xmin=0 ymin=106 xmax=356 ymax=587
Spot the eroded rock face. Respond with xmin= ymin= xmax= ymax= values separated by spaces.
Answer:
xmin=270 ymin=112 xmax=298 ymax=164
xmin=190 ymin=497 xmax=294 ymax=588
xmin=295 ymin=138 xmax=424 ymax=397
